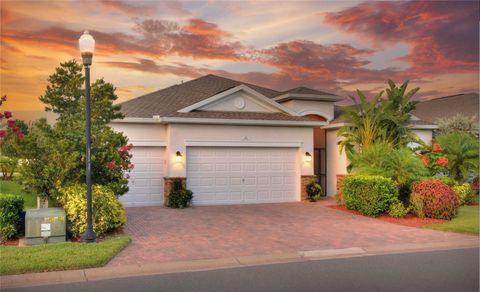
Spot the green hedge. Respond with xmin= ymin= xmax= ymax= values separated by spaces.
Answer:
xmin=58 ymin=184 xmax=126 ymax=238
xmin=0 ymin=194 xmax=24 ymax=239
xmin=341 ymin=175 xmax=398 ymax=216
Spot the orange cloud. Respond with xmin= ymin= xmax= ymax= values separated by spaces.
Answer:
xmin=97 ymin=0 xmax=155 ymax=16
xmin=182 ymin=19 xmax=230 ymax=37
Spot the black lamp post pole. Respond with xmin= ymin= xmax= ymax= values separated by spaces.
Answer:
xmin=81 ymin=59 xmax=96 ymax=243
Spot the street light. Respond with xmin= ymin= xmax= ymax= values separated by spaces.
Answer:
xmin=79 ymin=31 xmax=96 ymax=243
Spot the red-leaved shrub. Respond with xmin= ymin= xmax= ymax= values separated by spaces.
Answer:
xmin=410 ymin=180 xmax=459 ymax=220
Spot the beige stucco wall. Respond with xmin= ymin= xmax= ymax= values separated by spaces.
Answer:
xmin=111 ymin=122 xmax=313 ymax=181
xmin=413 ymin=129 xmax=433 ymax=145
xmin=167 ymin=123 xmax=314 ymax=178
xmin=110 ymin=122 xmax=167 ymax=145
xmin=326 ymin=129 xmax=348 ymax=196
xmin=280 ymin=100 xmax=335 ymax=121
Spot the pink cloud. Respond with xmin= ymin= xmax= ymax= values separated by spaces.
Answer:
xmin=324 ymin=1 xmax=479 ymax=77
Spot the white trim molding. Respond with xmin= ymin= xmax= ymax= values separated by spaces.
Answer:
xmin=273 ymin=93 xmax=343 ymax=103
xmin=185 ymin=140 xmax=302 ymax=148
xmin=177 ymin=85 xmax=300 ymax=116
xmin=162 ymin=117 xmax=327 ymax=127
xmin=112 ymin=117 xmax=326 ymax=127
xmin=322 ymin=122 xmax=438 ymax=130
xmin=111 ymin=117 xmax=162 ymax=124
xmin=130 ymin=140 xmax=167 ymax=147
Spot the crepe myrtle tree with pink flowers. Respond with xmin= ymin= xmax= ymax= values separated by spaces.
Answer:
xmin=0 ymin=95 xmax=28 ymax=180
xmin=0 ymin=95 xmax=24 ymax=142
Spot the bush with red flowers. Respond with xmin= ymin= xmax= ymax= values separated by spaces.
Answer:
xmin=421 ymin=143 xmax=449 ymax=176
xmin=410 ymin=180 xmax=459 ymax=220
xmin=0 ymin=95 xmax=23 ymax=143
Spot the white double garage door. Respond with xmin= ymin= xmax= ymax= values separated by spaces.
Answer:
xmin=121 ymin=146 xmax=299 ymax=207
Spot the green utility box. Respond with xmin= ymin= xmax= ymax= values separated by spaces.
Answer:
xmin=25 ymin=208 xmax=66 ymax=245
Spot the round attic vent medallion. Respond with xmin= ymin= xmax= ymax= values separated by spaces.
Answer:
xmin=234 ymin=97 xmax=246 ymax=109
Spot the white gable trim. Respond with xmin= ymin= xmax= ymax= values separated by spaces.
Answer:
xmin=177 ymin=85 xmax=300 ymax=116
xmin=274 ymin=93 xmax=343 ymax=103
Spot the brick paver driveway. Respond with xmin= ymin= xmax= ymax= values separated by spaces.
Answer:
xmin=109 ymin=201 xmax=475 ymax=266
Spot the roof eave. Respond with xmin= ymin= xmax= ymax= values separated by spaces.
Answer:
xmin=274 ymin=93 xmax=343 ymax=103
xmin=111 ymin=116 xmax=327 ymax=127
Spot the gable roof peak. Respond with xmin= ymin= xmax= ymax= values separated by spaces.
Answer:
xmin=282 ymin=86 xmax=336 ymax=96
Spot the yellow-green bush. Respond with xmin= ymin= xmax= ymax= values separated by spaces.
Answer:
xmin=58 ymin=184 xmax=126 ymax=238
xmin=388 ymin=200 xmax=411 ymax=218
xmin=453 ymin=183 xmax=474 ymax=205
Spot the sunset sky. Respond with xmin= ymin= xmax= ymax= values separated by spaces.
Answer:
xmin=1 ymin=0 xmax=479 ymax=112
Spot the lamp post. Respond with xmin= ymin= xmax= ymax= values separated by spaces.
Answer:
xmin=79 ymin=31 xmax=96 ymax=243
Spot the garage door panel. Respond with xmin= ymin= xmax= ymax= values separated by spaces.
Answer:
xmin=187 ymin=147 xmax=298 ymax=205
xmin=120 ymin=146 xmax=165 ymax=207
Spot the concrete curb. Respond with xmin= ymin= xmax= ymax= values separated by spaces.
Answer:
xmin=1 ymin=239 xmax=478 ymax=289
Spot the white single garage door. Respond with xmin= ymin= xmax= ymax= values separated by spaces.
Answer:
xmin=120 ymin=146 xmax=165 ymax=207
xmin=187 ymin=147 xmax=298 ymax=205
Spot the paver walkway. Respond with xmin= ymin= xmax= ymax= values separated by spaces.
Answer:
xmin=109 ymin=201 xmax=476 ymax=266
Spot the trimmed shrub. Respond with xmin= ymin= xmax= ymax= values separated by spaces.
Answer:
xmin=388 ymin=200 xmax=410 ymax=218
xmin=168 ymin=179 xmax=193 ymax=209
xmin=306 ymin=177 xmax=323 ymax=202
xmin=58 ymin=184 xmax=126 ymax=238
xmin=452 ymin=183 xmax=474 ymax=205
xmin=341 ymin=175 xmax=398 ymax=216
xmin=0 ymin=194 xmax=24 ymax=239
xmin=410 ymin=180 xmax=459 ymax=220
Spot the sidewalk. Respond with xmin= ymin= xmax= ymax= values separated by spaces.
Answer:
xmin=2 ymin=238 xmax=478 ymax=289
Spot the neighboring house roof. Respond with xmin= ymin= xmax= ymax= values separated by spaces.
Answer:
xmin=282 ymin=86 xmax=334 ymax=96
xmin=330 ymin=93 xmax=480 ymax=129
xmin=412 ymin=93 xmax=479 ymax=124
xmin=118 ymin=74 xmax=331 ymax=122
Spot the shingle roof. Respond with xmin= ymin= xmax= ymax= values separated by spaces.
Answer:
xmin=282 ymin=86 xmax=334 ymax=96
xmin=412 ymin=93 xmax=479 ymax=124
xmin=118 ymin=74 xmax=283 ymax=119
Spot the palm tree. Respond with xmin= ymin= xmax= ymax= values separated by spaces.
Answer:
xmin=337 ymin=89 xmax=385 ymax=157
xmin=436 ymin=132 xmax=479 ymax=182
xmin=338 ymin=80 xmax=422 ymax=157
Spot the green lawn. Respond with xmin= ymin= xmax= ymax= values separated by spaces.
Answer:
xmin=424 ymin=205 xmax=479 ymax=235
xmin=0 ymin=180 xmax=55 ymax=209
xmin=0 ymin=235 xmax=130 ymax=275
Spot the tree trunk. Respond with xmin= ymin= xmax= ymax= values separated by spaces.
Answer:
xmin=37 ymin=196 xmax=49 ymax=208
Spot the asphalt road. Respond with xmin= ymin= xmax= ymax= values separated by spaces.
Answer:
xmin=6 ymin=248 xmax=479 ymax=292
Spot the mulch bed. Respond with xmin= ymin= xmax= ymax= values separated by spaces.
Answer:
xmin=328 ymin=205 xmax=447 ymax=227
xmin=0 ymin=239 xmax=19 ymax=246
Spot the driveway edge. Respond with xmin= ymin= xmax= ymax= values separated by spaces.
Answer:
xmin=1 ymin=239 xmax=478 ymax=289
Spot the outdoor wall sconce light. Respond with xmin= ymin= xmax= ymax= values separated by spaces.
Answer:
xmin=304 ymin=152 xmax=312 ymax=162
xmin=176 ymin=151 xmax=183 ymax=162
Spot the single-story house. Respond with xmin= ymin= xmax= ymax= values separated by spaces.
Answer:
xmin=111 ymin=74 xmax=436 ymax=207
